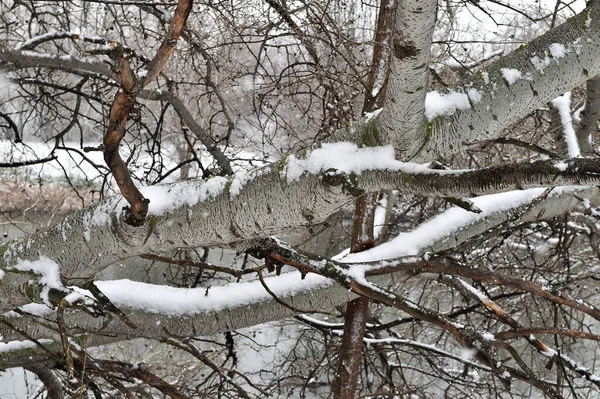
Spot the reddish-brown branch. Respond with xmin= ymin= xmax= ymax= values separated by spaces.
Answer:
xmin=143 ymin=0 xmax=194 ymax=84
xmin=333 ymin=297 xmax=370 ymax=399
xmin=333 ymin=193 xmax=379 ymax=398
xmin=102 ymin=0 xmax=194 ymax=225
xmin=362 ymin=0 xmax=396 ymax=113
xmin=366 ymin=258 xmax=600 ymax=323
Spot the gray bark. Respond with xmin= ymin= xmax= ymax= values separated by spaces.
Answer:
xmin=3 ymin=158 xmax=600 ymax=311
xmin=409 ymin=2 xmax=600 ymax=162
xmin=377 ymin=0 xmax=436 ymax=158
xmin=3 ymin=0 xmax=600 ymax=373
xmin=577 ymin=75 xmax=600 ymax=154
xmin=0 ymin=186 xmax=596 ymax=350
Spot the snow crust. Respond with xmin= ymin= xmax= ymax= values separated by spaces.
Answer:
xmin=501 ymin=68 xmax=522 ymax=85
xmin=424 ymin=91 xmax=471 ymax=120
xmin=340 ymin=187 xmax=582 ymax=263
xmin=95 ymin=272 xmax=331 ymax=316
xmin=551 ymin=92 xmax=580 ymax=158
xmin=284 ymin=143 xmax=419 ymax=182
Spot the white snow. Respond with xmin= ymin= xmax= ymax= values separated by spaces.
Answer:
xmin=467 ymin=88 xmax=482 ymax=103
xmin=481 ymin=71 xmax=490 ymax=84
xmin=549 ymin=43 xmax=567 ymax=59
xmin=554 ymin=161 xmax=568 ymax=171
xmin=9 ymin=257 xmax=62 ymax=305
xmin=141 ymin=177 xmax=228 ymax=215
xmin=424 ymin=91 xmax=471 ymax=120
xmin=500 ymin=68 xmax=523 ymax=85
xmin=228 ymin=167 xmax=270 ymax=197
xmin=458 ymin=278 xmax=488 ymax=302
xmin=531 ymin=53 xmax=551 ymax=73
xmin=551 ymin=92 xmax=580 ymax=158
xmin=340 ymin=187 xmax=584 ymax=263
xmin=364 ymin=108 xmax=383 ymax=122
xmin=284 ymin=143 xmax=412 ymax=182
xmin=95 ymin=272 xmax=331 ymax=316
xmin=0 ymin=339 xmax=53 ymax=354
xmin=459 ymin=347 xmax=478 ymax=361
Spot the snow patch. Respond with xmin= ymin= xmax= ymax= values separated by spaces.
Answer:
xmin=229 ymin=167 xmax=270 ymax=197
xmin=550 ymin=92 xmax=580 ymax=158
xmin=424 ymin=91 xmax=471 ymax=120
xmin=340 ymin=187 xmax=583 ymax=263
xmin=284 ymin=143 xmax=408 ymax=182
xmin=0 ymin=339 xmax=53 ymax=354
xmin=481 ymin=71 xmax=490 ymax=84
xmin=141 ymin=177 xmax=228 ymax=216
xmin=531 ymin=53 xmax=551 ymax=73
xmin=548 ymin=43 xmax=567 ymax=59
xmin=467 ymin=88 xmax=482 ymax=103
xmin=10 ymin=257 xmax=62 ymax=305
xmin=95 ymin=272 xmax=331 ymax=316
xmin=500 ymin=68 xmax=522 ymax=85
xmin=364 ymin=108 xmax=383 ymax=122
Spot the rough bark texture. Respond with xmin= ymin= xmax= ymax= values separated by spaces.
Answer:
xmin=549 ymin=103 xmax=570 ymax=158
xmin=577 ymin=75 xmax=600 ymax=154
xmin=362 ymin=0 xmax=397 ymax=113
xmin=333 ymin=297 xmax=370 ymax=399
xmin=4 ymin=158 xmax=600 ymax=311
xmin=1 ymin=186 xmax=596 ymax=364
xmin=377 ymin=0 xmax=436 ymax=158
xmin=410 ymin=1 xmax=600 ymax=162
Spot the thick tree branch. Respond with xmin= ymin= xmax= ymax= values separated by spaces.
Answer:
xmin=410 ymin=1 xmax=600 ymax=161
xmin=378 ymin=0 xmax=436 ymax=158
xmin=577 ymin=75 xmax=600 ymax=154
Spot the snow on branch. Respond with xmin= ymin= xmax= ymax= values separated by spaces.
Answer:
xmin=409 ymin=1 xmax=600 ymax=162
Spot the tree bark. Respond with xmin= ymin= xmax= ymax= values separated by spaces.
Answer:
xmin=333 ymin=296 xmax=370 ymax=399
xmin=577 ymin=75 xmax=600 ymax=154
xmin=378 ymin=0 xmax=436 ymax=159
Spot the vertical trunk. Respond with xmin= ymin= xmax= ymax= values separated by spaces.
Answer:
xmin=577 ymin=75 xmax=600 ymax=155
xmin=333 ymin=190 xmax=379 ymax=399
xmin=333 ymin=0 xmax=401 ymax=394
xmin=377 ymin=0 xmax=437 ymax=159
xmin=362 ymin=0 xmax=397 ymax=113
xmin=333 ymin=296 xmax=370 ymax=399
